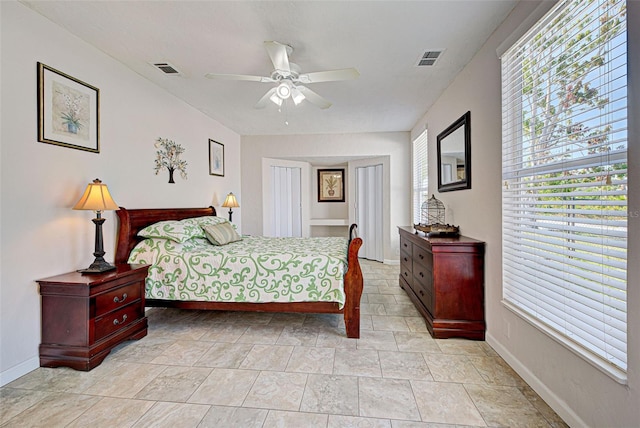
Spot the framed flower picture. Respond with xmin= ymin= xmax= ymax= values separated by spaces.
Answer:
xmin=209 ymin=139 xmax=224 ymax=176
xmin=318 ymin=168 xmax=345 ymax=202
xmin=37 ymin=62 xmax=100 ymax=153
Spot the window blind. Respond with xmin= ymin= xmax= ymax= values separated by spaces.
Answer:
xmin=501 ymin=0 xmax=628 ymax=375
xmin=412 ymin=130 xmax=428 ymax=225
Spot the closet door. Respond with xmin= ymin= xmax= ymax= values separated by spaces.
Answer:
xmin=355 ymin=164 xmax=384 ymax=261
xmin=262 ymin=158 xmax=309 ymax=237
xmin=271 ymin=166 xmax=302 ymax=237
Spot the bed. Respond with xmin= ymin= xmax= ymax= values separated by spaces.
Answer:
xmin=114 ymin=206 xmax=364 ymax=338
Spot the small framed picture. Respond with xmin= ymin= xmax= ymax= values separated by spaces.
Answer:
xmin=209 ymin=139 xmax=224 ymax=176
xmin=37 ymin=62 xmax=100 ymax=153
xmin=318 ymin=168 xmax=345 ymax=202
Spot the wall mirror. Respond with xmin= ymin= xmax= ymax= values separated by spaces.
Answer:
xmin=437 ymin=111 xmax=471 ymax=192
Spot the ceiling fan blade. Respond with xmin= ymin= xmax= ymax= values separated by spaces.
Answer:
xmin=255 ymin=87 xmax=278 ymax=109
xmin=264 ymin=41 xmax=291 ymax=74
xmin=205 ymin=73 xmax=274 ymax=83
xmin=297 ymin=68 xmax=360 ymax=84
xmin=296 ymin=85 xmax=332 ymax=109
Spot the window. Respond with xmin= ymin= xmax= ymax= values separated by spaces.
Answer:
xmin=412 ymin=130 xmax=428 ymax=225
xmin=501 ymin=0 xmax=628 ymax=378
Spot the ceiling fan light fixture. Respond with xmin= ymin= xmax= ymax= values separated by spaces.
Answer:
xmin=269 ymin=92 xmax=283 ymax=106
xmin=291 ymin=86 xmax=305 ymax=105
xmin=276 ymin=82 xmax=292 ymax=99
xmin=207 ymin=41 xmax=357 ymax=110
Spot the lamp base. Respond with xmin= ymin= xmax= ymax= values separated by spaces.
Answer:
xmin=78 ymin=259 xmax=116 ymax=274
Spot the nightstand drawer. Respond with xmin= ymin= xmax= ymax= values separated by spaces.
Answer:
xmin=94 ymin=302 xmax=143 ymax=341
xmin=95 ymin=282 xmax=142 ymax=317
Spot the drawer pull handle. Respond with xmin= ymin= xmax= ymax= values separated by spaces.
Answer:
xmin=419 ymin=272 xmax=424 ymax=278
xmin=404 ymin=272 xmax=408 ymax=277
xmin=419 ymin=254 xmax=424 ymax=259
xmin=113 ymin=293 xmax=128 ymax=303
xmin=403 ymin=257 xmax=408 ymax=262
xmin=113 ymin=314 xmax=128 ymax=326
xmin=419 ymin=290 xmax=424 ymax=296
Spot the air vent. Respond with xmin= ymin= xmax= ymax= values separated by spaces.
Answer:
xmin=152 ymin=62 xmax=181 ymax=75
xmin=416 ymin=50 xmax=444 ymax=67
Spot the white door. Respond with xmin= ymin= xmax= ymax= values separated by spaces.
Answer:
xmin=271 ymin=166 xmax=302 ymax=237
xmin=262 ymin=158 xmax=310 ymax=237
xmin=355 ymin=164 xmax=384 ymax=262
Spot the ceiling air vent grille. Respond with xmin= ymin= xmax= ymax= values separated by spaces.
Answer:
xmin=152 ymin=62 xmax=181 ymax=75
xmin=416 ymin=50 xmax=443 ymax=67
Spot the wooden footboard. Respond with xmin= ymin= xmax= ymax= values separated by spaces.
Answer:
xmin=114 ymin=207 xmax=364 ymax=338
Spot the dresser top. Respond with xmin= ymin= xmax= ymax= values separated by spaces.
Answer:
xmin=398 ymin=226 xmax=485 ymax=245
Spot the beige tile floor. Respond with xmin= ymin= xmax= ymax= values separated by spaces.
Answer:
xmin=1 ymin=260 xmax=568 ymax=427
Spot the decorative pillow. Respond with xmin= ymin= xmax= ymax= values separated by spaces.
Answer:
xmin=138 ymin=219 xmax=204 ymax=243
xmin=193 ymin=216 xmax=232 ymax=229
xmin=203 ymin=222 xmax=242 ymax=246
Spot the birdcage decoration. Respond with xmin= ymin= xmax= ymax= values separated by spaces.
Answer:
xmin=414 ymin=194 xmax=459 ymax=236
xmin=422 ymin=195 xmax=445 ymax=226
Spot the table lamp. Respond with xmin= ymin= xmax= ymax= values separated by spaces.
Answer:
xmin=221 ymin=192 xmax=239 ymax=222
xmin=73 ymin=178 xmax=119 ymax=273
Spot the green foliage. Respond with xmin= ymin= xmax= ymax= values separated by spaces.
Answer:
xmin=519 ymin=0 xmax=626 ymax=169
xmin=517 ymin=0 xmax=627 ymax=212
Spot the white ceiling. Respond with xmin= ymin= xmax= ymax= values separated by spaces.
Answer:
xmin=22 ymin=1 xmax=518 ymax=136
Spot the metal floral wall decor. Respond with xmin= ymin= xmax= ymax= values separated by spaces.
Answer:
xmin=154 ymin=137 xmax=188 ymax=183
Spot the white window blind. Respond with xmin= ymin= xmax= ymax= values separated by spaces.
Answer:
xmin=501 ymin=0 xmax=628 ymax=375
xmin=412 ymin=130 xmax=428 ymax=225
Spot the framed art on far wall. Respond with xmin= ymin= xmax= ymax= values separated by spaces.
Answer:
xmin=209 ymin=139 xmax=224 ymax=176
xmin=37 ymin=62 xmax=100 ymax=153
xmin=318 ymin=168 xmax=345 ymax=202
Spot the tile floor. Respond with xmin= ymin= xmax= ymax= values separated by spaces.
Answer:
xmin=1 ymin=260 xmax=568 ymax=427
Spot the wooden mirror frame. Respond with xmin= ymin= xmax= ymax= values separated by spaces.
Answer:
xmin=437 ymin=111 xmax=471 ymax=192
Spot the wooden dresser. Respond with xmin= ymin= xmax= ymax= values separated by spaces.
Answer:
xmin=37 ymin=264 xmax=149 ymax=370
xmin=398 ymin=226 xmax=485 ymax=340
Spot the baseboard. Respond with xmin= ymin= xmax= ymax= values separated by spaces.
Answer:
xmin=486 ymin=332 xmax=586 ymax=428
xmin=0 ymin=356 xmax=39 ymax=387
xmin=383 ymin=259 xmax=400 ymax=265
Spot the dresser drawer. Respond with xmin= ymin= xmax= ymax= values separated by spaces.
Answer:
xmin=413 ymin=280 xmax=434 ymax=313
xmin=400 ymin=236 xmax=413 ymax=255
xmin=95 ymin=282 xmax=142 ymax=317
xmin=400 ymin=263 xmax=413 ymax=286
xmin=94 ymin=302 xmax=143 ymax=341
xmin=413 ymin=246 xmax=433 ymax=270
xmin=413 ymin=263 xmax=433 ymax=293
xmin=400 ymin=250 xmax=412 ymax=274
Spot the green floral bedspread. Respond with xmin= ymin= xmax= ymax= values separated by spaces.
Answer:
xmin=128 ymin=236 xmax=349 ymax=306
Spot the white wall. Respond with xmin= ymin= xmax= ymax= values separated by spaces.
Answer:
xmin=0 ymin=1 xmax=241 ymax=385
xmin=411 ymin=1 xmax=640 ymax=426
xmin=242 ymin=133 xmax=410 ymax=263
xmin=311 ymin=164 xmax=349 ymax=221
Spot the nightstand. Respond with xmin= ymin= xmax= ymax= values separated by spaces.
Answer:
xmin=37 ymin=264 xmax=149 ymax=371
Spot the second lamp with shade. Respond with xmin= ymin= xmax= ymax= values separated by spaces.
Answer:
xmin=221 ymin=192 xmax=239 ymax=222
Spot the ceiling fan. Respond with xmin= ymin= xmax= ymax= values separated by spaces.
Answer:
xmin=205 ymin=41 xmax=359 ymax=110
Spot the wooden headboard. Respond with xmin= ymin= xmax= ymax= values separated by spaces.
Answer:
xmin=114 ymin=206 xmax=217 ymax=264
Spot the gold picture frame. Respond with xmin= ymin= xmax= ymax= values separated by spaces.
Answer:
xmin=37 ymin=62 xmax=100 ymax=153
xmin=318 ymin=168 xmax=345 ymax=202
